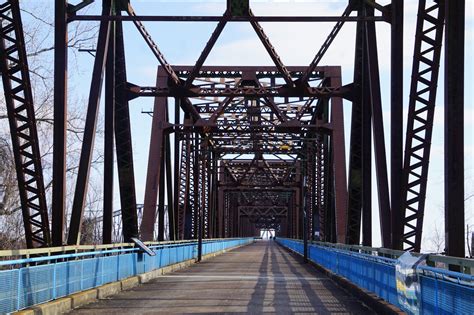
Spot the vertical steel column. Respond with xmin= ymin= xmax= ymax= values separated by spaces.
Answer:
xmin=114 ymin=13 xmax=138 ymax=241
xmin=361 ymin=3 xmax=372 ymax=247
xmin=0 ymin=0 xmax=50 ymax=247
xmin=315 ymin=135 xmax=324 ymax=240
xmin=306 ymin=144 xmax=315 ymax=241
xmin=193 ymin=133 xmax=200 ymax=239
xmin=157 ymin=140 xmax=166 ymax=241
xmin=68 ymin=1 xmax=112 ymax=245
xmin=180 ymin=118 xmax=195 ymax=240
xmin=195 ymin=133 xmax=202 ymax=261
xmin=310 ymin=141 xmax=318 ymax=241
xmin=324 ymin=113 xmax=336 ymax=243
xmin=444 ymin=0 xmax=465 ymax=259
xmin=142 ymin=92 xmax=167 ymax=241
xmin=346 ymin=1 xmax=366 ymax=245
xmin=295 ymin=188 xmax=301 ymax=238
xmin=328 ymin=68 xmax=348 ymax=244
xmin=173 ymin=99 xmax=181 ymax=239
xmin=231 ymin=194 xmax=238 ymax=237
xmin=208 ymin=151 xmax=217 ymax=238
xmin=361 ymin=55 xmax=372 ymax=247
xmin=399 ymin=0 xmax=445 ymax=251
xmin=218 ymin=187 xmax=224 ymax=238
xmin=223 ymin=189 xmax=228 ymax=238
xmin=302 ymin=158 xmax=308 ymax=262
xmin=365 ymin=6 xmax=391 ymax=247
xmin=390 ymin=0 xmax=404 ymax=249
xmin=213 ymin=155 xmax=219 ymax=238
xmin=165 ymin=130 xmax=175 ymax=240
xmin=53 ymin=0 xmax=68 ymax=246
xmin=103 ymin=14 xmax=115 ymax=244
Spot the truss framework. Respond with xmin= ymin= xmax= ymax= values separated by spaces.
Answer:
xmin=0 ymin=0 xmax=465 ymax=257
xmin=0 ymin=0 xmax=50 ymax=248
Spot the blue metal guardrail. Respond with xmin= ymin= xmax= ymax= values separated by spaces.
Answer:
xmin=0 ymin=238 xmax=253 ymax=314
xmin=276 ymin=238 xmax=474 ymax=315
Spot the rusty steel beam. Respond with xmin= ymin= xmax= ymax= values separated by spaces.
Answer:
xmin=114 ymin=15 xmax=139 ymax=242
xmin=157 ymin=138 xmax=166 ymax=241
xmin=248 ymin=10 xmax=293 ymax=86
xmin=3 ymin=0 xmax=458 ymax=253
xmin=70 ymin=15 xmax=385 ymax=23
xmin=361 ymin=18 xmax=372 ymax=248
xmin=365 ymin=5 xmax=391 ymax=248
xmin=398 ymin=0 xmax=445 ymax=252
xmin=142 ymin=94 xmax=167 ymax=241
xmin=0 ymin=0 xmax=50 ymax=248
xmin=67 ymin=1 xmax=112 ymax=245
xmin=178 ymin=118 xmax=196 ymax=240
xmin=173 ymin=100 xmax=182 ymax=239
xmin=444 ymin=0 xmax=464 ymax=259
xmin=299 ymin=4 xmax=354 ymax=84
xmin=327 ymin=68 xmax=348 ymax=244
xmin=128 ymin=84 xmax=352 ymax=98
xmin=126 ymin=3 xmax=180 ymax=85
xmin=52 ymin=0 xmax=68 ymax=246
xmin=165 ymin=123 xmax=175 ymax=241
xmin=185 ymin=17 xmax=228 ymax=88
xmin=390 ymin=0 xmax=404 ymax=250
xmin=103 ymin=18 xmax=115 ymax=244
xmin=346 ymin=3 xmax=365 ymax=245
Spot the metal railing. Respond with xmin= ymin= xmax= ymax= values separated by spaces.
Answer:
xmin=0 ymin=238 xmax=254 ymax=314
xmin=308 ymin=239 xmax=474 ymax=274
xmin=277 ymin=238 xmax=474 ymax=314
xmin=0 ymin=239 xmax=186 ymax=262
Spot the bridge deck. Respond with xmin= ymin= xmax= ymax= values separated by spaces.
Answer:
xmin=69 ymin=241 xmax=373 ymax=314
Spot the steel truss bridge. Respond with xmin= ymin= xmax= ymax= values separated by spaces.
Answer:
xmin=0 ymin=0 xmax=474 ymax=314
xmin=0 ymin=0 xmax=471 ymax=313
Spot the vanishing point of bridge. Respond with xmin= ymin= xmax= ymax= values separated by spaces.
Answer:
xmin=0 ymin=0 xmax=472 ymax=314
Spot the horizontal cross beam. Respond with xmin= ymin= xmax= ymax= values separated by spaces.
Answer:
xmin=127 ymin=84 xmax=352 ymax=98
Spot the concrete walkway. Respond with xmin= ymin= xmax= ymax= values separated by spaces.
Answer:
xmin=69 ymin=240 xmax=373 ymax=314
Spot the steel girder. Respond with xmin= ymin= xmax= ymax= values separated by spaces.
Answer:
xmin=114 ymin=17 xmax=139 ymax=242
xmin=444 ymin=0 xmax=465 ymax=260
xmin=0 ymin=0 xmax=50 ymax=248
xmin=397 ymin=0 xmax=445 ymax=252
xmin=346 ymin=1 xmax=391 ymax=247
xmin=0 ymin=0 xmax=461 ymax=256
xmin=52 ymin=0 xmax=68 ymax=246
xmin=67 ymin=0 xmax=112 ymax=245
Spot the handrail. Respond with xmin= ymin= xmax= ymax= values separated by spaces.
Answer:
xmin=0 ymin=238 xmax=254 ymax=314
xmin=0 ymin=238 xmax=246 ymax=259
xmin=0 ymin=240 xmax=202 ymax=266
xmin=281 ymin=238 xmax=474 ymax=274
xmin=277 ymin=237 xmax=474 ymax=314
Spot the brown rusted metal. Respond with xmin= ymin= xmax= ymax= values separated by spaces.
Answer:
xmin=0 ymin=0 xmax=50 ymax=248
xmin=142 ymin=90 xmax=168 ymax=241
xmin=3 ymin=0 xmax=458 ymax=253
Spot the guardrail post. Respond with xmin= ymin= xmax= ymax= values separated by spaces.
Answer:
xmin=117 ymin=254 xmax=120 ymax=281
xmin=53 ymin=263 xmax=57 ymax=299
xmin=370 ymin=259 xmax=374 ymax=292
xmin=101 ymin=256 xmax=104 ymax=285
xmin=17 ymin=268 xmax=22 ymax=311
xmin=197 ymin=236 xmax=202 ymax=262
xmin=80 ymin=259 xmax=84 ymax=291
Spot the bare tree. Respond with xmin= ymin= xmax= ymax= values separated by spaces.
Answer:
xmin=0 ymin=2 xmax=104 ymax=248
xmin=426 ymin=223 xmax=445 ymax=254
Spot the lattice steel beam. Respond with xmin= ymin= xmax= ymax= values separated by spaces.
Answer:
xmin=398 ymin=0 xmax=445 ymax=252
xmin=0 ymin=0 xmax=50 ymax=248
